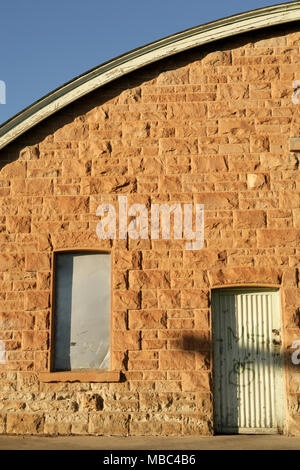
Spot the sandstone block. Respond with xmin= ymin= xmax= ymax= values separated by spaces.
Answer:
xmin=202 ymin=51 xmax=231 ymax=66
xmin=167 ymin=330 xmax=210 ymax=353
xmin=247 ymin=173 xmax=267 ymax=189
xmin=162 ymin=422 xmax=182 ymax=435
xmin=34 ymin=351 xmax=48 ymax=372
xmin=182 ymin=372 xmax=210 ymax=392
xmin=113 ymin=290 xmax=140 ymax=310
xmin=158 ymin=176 xmax=182 ymax=192
xmin=233 ymin=210 xmax=266 ymax=228
xmin=0 ymin=413 xmax=5 ymax=433
xmin=81 ymin=393 xmax=103 ymax=411
xmin=208 ymin=267 xmax=281 ymax=286
xmin=44 ymin=196 xmax=89 ymax=214
xmin=158 ymin=290 xmax=181 ymax=308
xmin=194 ymin=192 xmax=238 ymax=209
xmin=0 ymin=161 xmax=26 ymax=178
xmin=250 ymin=135 xmax=270 ymax=152
xmin=113 ymin=250 xmax=141 ymax=270
xmin=219 ymin=83 xmax=249 ymax=101
xmin=19 ymin=146 xmax=39 ymax=161
xmin=280 ymin=192 xmax=300 ymax=209
xmin=130 ymin=419 xmax=162 ymax=435
xmin=88 ymin=413 xmax=129 ymax=435
xmin=157 ymin=68 xmax=189 ymax=85
xmin=260 ymin=153 xmax=298 ymax=170
xmin=62 ymin=159 xmax=91 ymax=177
xmin=159 ymin=138 xmax=197 ymax=155
xmin=192 ymin=156 xmax=227 ymax=172
xmin=71 ymin=422 xmax=89 ymax=434
xmin=123 ymin=122 xmax=150 ymax=138
xmin=283 ymin=288 xmax=300 ymax=308
xmin=84 ymin=176 xmax=137 ymax=194
xmin=181 ymin=290 xmax=208 ymax=308
xmin=167 ymin=318 xmax=194 ymax=329
xmin=6 ymin=412 xmax=44 ymax=434
xmin=293 ymin=209 xmax=300 ymax=228
xmin=25 ymin=253 xmax=51 ymax=272
xmin=113 ymin=331 xmax=140 ymax=351
xmin=168 ymin=103 xmax=207 ymax=119
xmin=128 ymin=359 xmax=158 ymax=370
xmin=257 ymin=229 xmax=300 ymax=247
xmin=182 ymin=413 xmax=212 ymax=435
xmin=24 ymin=291 xmax=50 ymax=311
xmin=6 ymin=216 xmax=31 ymax=233
xmin=0 ymin=312 xmax=34 ymax=330
xmin=129 ymin=310 xmax=167 ymax=329
xmin=22 ymin=331 xmax=49 ymax=351
xmin=129 ymin=270 xmax=170 ymax=289
xmin=160 ymin=350 xmax=195 ymax=370
xmin=0 ymin=254 xmax=25 ymax=272
xmin=54 ymin=124 xmax=88 ymax=141
xmin=26 ymin=179 xmax=53 ymax=196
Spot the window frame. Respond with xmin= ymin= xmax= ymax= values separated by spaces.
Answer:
xmin=39 ymin=248 xmax=120 ymax=383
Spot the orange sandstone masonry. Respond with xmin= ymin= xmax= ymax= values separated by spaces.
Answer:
xmin=0 ymin=19 xmax=299 ymax=436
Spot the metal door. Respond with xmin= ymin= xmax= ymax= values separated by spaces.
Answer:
xmin=212 ymin=288 xmax=284 ymax=434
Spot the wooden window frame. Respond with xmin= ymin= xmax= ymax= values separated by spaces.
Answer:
xmin=39 ymin=248 xmax=120 ymax=383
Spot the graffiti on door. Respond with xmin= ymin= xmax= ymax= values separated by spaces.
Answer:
xmin=228 ymin=355 xmax=255 ymax=387
xmin=226 ymin=326 xmax=265 ymax=353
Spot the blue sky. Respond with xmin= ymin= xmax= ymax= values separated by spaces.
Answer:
xmin=0 ymin=0 xmax=295 ymax=124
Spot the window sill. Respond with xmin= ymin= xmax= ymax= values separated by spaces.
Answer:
xmin=39 ymin=369 xmax=121 ymax=383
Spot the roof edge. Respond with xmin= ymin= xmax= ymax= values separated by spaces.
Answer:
xmin=0 ymin=1 xmax=299 ymax=151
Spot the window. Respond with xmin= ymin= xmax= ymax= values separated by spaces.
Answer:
xmin=51 ymin=251 xmax=111 ymax=372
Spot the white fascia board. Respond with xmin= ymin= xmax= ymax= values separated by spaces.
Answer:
xmin=0 ymin=1 xmax=300 ymax=151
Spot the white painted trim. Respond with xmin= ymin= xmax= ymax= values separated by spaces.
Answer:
xmin=0 ymin=1 xmax=300 ymax=150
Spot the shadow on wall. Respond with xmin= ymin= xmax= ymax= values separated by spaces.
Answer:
xmin=181 ymin=319 xmax=299 ymax=431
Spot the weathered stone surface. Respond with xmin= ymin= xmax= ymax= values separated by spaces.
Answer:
xmin=6 ymin=413 xmax=44 ymax=434
xmin=194 ymin=192 xmax=238 ymax=209
xmin=113 ymin=290 xmax=140 ymax=310
xmin=25 ymin=253 xmax=51 ymax=272
xmin=208 ymin=267 xmax=281 ymax=286
xmin=192 ymin=156 xmax=227 ymax=173
xmin=182 ymin=413 xmax=212 ymax=435
xmin=88 ymin=413 xmax=130 ymax=435
xmin=0 ymin=254 xmax=25 ymax=272
xmin=113 ymin=331 xmax=140 ymax=351
xmin=181 ymin=290 xmax=208 ymax=308
xmin=0 ymin=24 xmax=299 ymax=438
xmin=22 ymin=331 xmax=49 ymax=351
xmin=158 ymin=290 xmax=181 ymax=308
xmin=0 ymin=312 xmax=34 ymax=330
xmin=24 ymin=291 xmax=50 ymax=311
xmin=233 ymin=210 xmax=266 ymax=228
xmin=257 ymin=229 xmax=300 ymax=247
xmin=247 ymin=173 xmax=267 ymax=189
xmin=129 ymin=270 xmax=170 ymax=289
xmin=182 ymin=372 xmax=210 ymax=392
xmin=129 ymin=310 xmax=167 ymax=329
xmin=43 ymin=196 xmax=89 ymax=214
xmin=160 ymin=351 xmax=195 ymax=370
xmin=6 ymin=216 xmax=31 ymax=233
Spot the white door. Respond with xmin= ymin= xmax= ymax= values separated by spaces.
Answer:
xmin=212 ymin=288 xmax=284 ymax=434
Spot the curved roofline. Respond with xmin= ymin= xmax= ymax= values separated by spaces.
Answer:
xmin=0 ymin=1 xmax=299 ymax=151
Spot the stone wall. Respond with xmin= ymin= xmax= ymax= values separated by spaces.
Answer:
xmin=0 ymin=23 xmax=299 ymax=436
